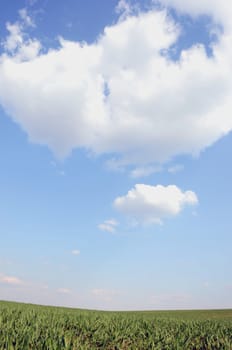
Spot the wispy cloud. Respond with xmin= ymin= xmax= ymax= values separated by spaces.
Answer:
xmin=98 ymin=219 xmax=119 ymax=233
xmin=130 ymin=165 xmax=162 ymax=178
xmin=168 ymin=164 xmax=184 ymax=174
xmin=18 ymin=8 xmax=35 ymax=27
xmin=115 ymin=0 xmax=133 ymax=20
xmin=71 ymin=249 xmax=80 ymax=256
xmin=0 ymin=273 xmax=24 ymax=286
xmin=3 ymin=7 xmax=40 ymax=59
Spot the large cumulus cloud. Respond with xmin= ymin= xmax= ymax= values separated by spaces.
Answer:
xmin=0 ymin=2 xmax=232 ymax=165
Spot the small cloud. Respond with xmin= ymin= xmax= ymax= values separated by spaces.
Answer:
xmin=71 ymin=249 xmax=80 ymax=256
xmin=115 ymin=0 xmax=139 ymax=20
xmin=114 ymin=184 xmax=198 ymax=225
xmin=3 ymin=8 xmax=40 ymax=59
xmin=0 ymin=273 xmax=23 ymax=286
xmin=168 ymin=164 xmax=184 ymax=174
xmin=130 ymin=165 xmax=162 ymax=178
xmin=115 ymin=0 xmax=131 ymax=16
xmin=4 ymin=22 xmax=23 ymax=52
xmin=98 ymin=219 xmax=119 ymax=233
xmin=105 ymin=219 xmax=118 ymax=226
xmin=57 ymin=288 xmax=71 ymax=294
xmin=19 ymin=8 xmax=35 ymax=28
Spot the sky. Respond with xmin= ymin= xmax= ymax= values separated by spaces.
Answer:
xmin=0 ymin=0 xmax=231 ymax=311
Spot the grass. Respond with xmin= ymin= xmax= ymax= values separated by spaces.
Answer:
xmin=0 ymin=300 xmax=232 ymax=349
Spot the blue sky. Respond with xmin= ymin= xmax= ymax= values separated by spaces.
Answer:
xmin=0 ymin=0 xmax=231 ymax=310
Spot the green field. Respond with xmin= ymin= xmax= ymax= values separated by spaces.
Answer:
xmin=0 ymin=301 xmax=232 ymax=349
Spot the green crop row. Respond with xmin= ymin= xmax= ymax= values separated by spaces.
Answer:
xmin=0 ymin=301 xmax=231 ymax=349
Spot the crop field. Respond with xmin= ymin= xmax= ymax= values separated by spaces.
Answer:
xmin=0 ymin=301 xmax=232 ymax=349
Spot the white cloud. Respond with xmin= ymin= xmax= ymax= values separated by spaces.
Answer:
xmin=116 ymin=0 xmax=132 ymax=17
xmin=3 ymin=9 xmax=40 ymax=60
xmin=0 ymin=3 xmax=232 ymax=166
xmin=19 ymin=8 xmax=35 ymax=28
xmin=0 ymin=273 xmax=23 ymax=286
xmin=98 ymin=219 xmax=119 ymax=233
xmin=130 ymin=165 xmax=162 ymax=178
xmin=157 ymin=0 xmax=232 ymax=32
xmin=71 ymin=249 xmax=80 ymax=256
xmin=168 ymin=164 xmax=184 ymax=174
xmin=4 ymin=23 xmax=23 ymax=52
xmin=115 ymin=0 xmax=139 ymax=20
xmin=114 ymin=184 xmax=198 ymax=224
